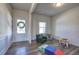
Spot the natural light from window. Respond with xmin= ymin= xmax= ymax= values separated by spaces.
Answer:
xmin=17 ymin=19 xmax=25 ymax=34
xmin=39 ymin=22 xmax=46 ymax=34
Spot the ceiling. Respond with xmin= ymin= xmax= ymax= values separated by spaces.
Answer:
xmin=34 ymin=3 xmax=79 ymax=16
xmin=10 ymin=3 xmax=79 ymax=16
xmin=10 ymin=3 xmax=32 ymax=12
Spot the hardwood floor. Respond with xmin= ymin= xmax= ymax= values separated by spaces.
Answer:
xmin=5 ymin=40 xmax=79 ymax=55
xmin=5 ymin=41 xmax=40 ymax=55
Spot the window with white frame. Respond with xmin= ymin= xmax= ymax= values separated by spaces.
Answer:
xmin=17 ymin=19 xmax=25 ymax=34
xmin=39 ymin=22 xmax=46 ymax=34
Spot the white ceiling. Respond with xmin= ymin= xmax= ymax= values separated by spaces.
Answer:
xmin=10 ymin=3 xmax=79 ymax=16
xmin=34 ymin=3 xmax=79 ymax=16
xmin=10 ymin=3 xmax=32 ymax=12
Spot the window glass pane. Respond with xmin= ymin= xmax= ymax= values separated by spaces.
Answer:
xmin=39 ymin=22 xmax=46 ymax=27
xmin=39 ymin=28 xmax=44 ymax=34
xmin=17 ymin=19 xmax=25 ymax=34
xmin=17 ymin=27 xmax=25 ymax=33
xmin=39 ymin=22 xmax=46 ymax=34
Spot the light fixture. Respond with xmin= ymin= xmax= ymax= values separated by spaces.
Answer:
xmin=53 ymin=3 xmax=64 ymax=7
xmin=50 ymin=3 xmax=64 ymax=8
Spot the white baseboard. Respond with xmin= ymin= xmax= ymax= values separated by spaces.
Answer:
xmin=12 ymin=40 xmax=28 ymax=43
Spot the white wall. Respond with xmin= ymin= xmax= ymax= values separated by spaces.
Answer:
xmin=52 ymin=6 xmax=79 ymax=46
xmin=12 ymin=9 xmax=30 ymax=42
xmin=32 ymin=14 xmax=52 ymax=40
xmin=51 ymin=16 xmax=56 ymax=36
xmin=0 ymin=4 xmax=12 ymax=54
